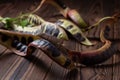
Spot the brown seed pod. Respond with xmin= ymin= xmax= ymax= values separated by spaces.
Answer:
xmin=69 ymin=15 xmax=118 ymax=66
xmin=27 ymin=39 xmax=75 ymax=69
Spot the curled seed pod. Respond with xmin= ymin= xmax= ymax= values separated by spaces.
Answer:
xmin=27 ymin=39 xmax=75 ymax=69
xmin=11 ymin=40 xmax=36 ymax=56
xmin=72 ymin=40 xmax=116 ymax=66
xmin=38 ymin=31 xmax=117 ymax=67
xmin=0 ymin=29 xmax=39 ymax=56
xmin=41 ymin=16 xmax=117 ymax=67
xmin=67 ymin=9 xmax=88 ymax=28
xmin=69 ymin=16 xmax=118 ymax=66
xmin=12 ymin=13 xmax=69 ymax=40
xmin=55 ymin=19 xmax=93 ymax=46
xmin=0 ymin=29 xmax=74 ymax=69
xmin=39 ymin=33 xmax=69 ymax=55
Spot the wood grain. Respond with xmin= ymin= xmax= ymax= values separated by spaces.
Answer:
xmin=0 ymin=0 xmax=120 ymax=80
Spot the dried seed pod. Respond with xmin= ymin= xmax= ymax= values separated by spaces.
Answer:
xmin=67 ymin=9 xmax=88 ymax=28
xmin=47 ymin=0 xmax=88 ymax=28
xmin=0 ymin=29 xmax=74 ymax=69
xmin=13 ymin=22 xmax=69 ymax=40
xmin=0 ymin=29 xmax=39 ymax=56
xmin=9 ymin=14 xmax=69 ymax=40
xmin=71 ymin=40 xmax=116 ymax=66
xmin=27 ymin=39 xmax=75 ymax=69
xmin=69 ymin=16 xmax=118 ymax=66
xmin=41 ymin=22 xmax=69 ymax=40
xmin=55 ymin=19 xmax=93 ymax=46
xmin=39 ymin=30 xmax=117 ymax=67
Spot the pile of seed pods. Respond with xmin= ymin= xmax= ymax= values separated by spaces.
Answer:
xmin=0 ymin=0 xmax=120 ymax=69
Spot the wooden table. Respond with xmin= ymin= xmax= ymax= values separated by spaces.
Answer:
xmin=0 ymin=0 xmax=120 ymax=80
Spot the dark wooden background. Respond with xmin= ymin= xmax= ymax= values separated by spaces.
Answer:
xmin=0 ymin=0 xmax=120 ymax=80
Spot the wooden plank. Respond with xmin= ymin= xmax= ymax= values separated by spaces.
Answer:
xmin=63 ymin=41 xmax=81 ymax=80
xmin=0 ymin=2 xmax=17 ymax=55
xmin=0 ymin=0 xmax=120 ymax=80
xmin=0 ymin=45 xmax=7 ymax=56
xmin=112 ymin=0 xmax=120 ymax=79
xmin=80 ymin=0 xmax=114 ymax=80
xmin=0 ymin=50 xmax=19 ymax=79
xmin=80 ymin=5 xmax=104 ymax=77
xmin=0 ymin=3 xmax=14 ymax=16
xmin=44 ymin=40 xmax=77 ymax=80
xmin=21 ymin=50 xmax=53 ymax=80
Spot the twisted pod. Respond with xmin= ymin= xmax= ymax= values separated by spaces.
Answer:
xmin=40 ymin=16 xmax=119 ymax=67
xmin=0 ymin=29 xmax=75 ymax=69
xmin=68 ymin=16 xmax=119 ymax=66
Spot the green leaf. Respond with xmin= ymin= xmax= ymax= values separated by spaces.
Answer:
xmin=1 ymin=18 xmax=15 ymax=29
xmin=19 ymin=19 xmax=29 ymax=27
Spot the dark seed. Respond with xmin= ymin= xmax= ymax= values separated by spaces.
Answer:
xmin=16 ymin=43 xmax=23 ymax=50
xmin=39 ymin=39 xmax=60 ymax=57
xmin=53 ymin=28 xmax=59 ymax=37
xmin=48 ymin=44 xmax=61 ymax=57
xmin=20 ymin=45 xmax=27 ymax=52
xmin=13 ymin=36 xmax=19 ymax=41
xmin=21 ymin=37 xmax=27 ymax=44
xmin=11 ymin=40 xmax=19 ymax=47
xmin=63 ymin=59 xmax=71 ymax=68
xmin=28 ymin=37 xmax=33 ymax=44
xmin=73 ymin=33 xmax=85 ymax=42
xmin=51 ymin=50 xmax=61 ymax=57
xmin=1 ymin=34 xmax=9 ymax=42
xmin=37 ymin=40 xmax=47 ymax=47
xmin=66 ymin=25 xmax=73 ymax=30
xmin=45 ymin=25 xmax=55 ymax=35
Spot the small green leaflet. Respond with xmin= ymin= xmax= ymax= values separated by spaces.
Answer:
xmin=3 ymin=17 xmax=16 ymax=29
xmin=19 ymin=19 xmax=29 ymax=27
